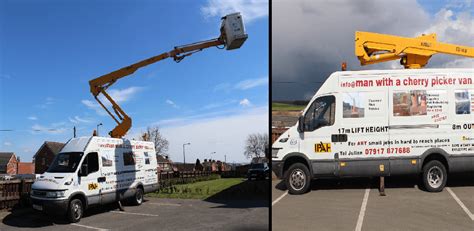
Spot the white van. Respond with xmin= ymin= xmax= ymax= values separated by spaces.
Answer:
xmin=31 ymin=136 xmax=158 ymax=222
xmin=272 ymin=69 xmax=474 ymax=194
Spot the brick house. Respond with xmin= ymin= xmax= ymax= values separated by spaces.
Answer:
xmin=33 ymin=141 xmax=65 ymax=174
xmin=175 ymin=163 xmax=196 ymax=172
xmin=0 ymin=152 xmax=18 ymax=175
xmin=18 ymin=162 xmax=35 ymax=174
xmin=216 ymin=161 xmax=231 ymax=172
xmin=156 ymin=155 xmax=173 ymax=172
xmin=202 ymin=159 xmax=218 ymax=172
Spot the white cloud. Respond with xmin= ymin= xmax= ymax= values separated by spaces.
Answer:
xmin=235 ymin=77 xmax=268 ymax=90
xmin=36 ymin=97 xmax=55 ymax=109
xmin=201 ymin=0 xmax=268 ymax=23
xmin=27 ymin=116 xmax=38 ymax=121
xmin=213 ymin=83 xmax=232 ymax=92
xmin=165 ymin=99 xmax=180 ymax=109
xmin=107 ymin=87 xmax=143 ymax=103
xmin=140 ymin=106 xmax=268 ymax=163
xmin=31 ymin=124 xmax=67 ymax=135
xmin=69 ymin=116 xmax=93 ymax=124
xmin=202 ymin=99 xmax=238 ymax=110
xmin=418 ymin=8 xmax=474 ymax=68
xmin=151 ymin=107 xmax=250 ymax=127
xmin=82 ymin=86 xmax=143 ymax=115
xmin=81 ymin=99 xmax=107 ymax=116
xmin=442 ymin=58 xmax=474 ymax=68
xmin=239 ymin=98 xmax=252 ymax=107
xmin=3 ymin=141 xmax=12 ymax=146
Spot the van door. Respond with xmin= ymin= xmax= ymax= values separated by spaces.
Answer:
xmin=98 ymin=150 xmax=116 ymax=204
xmin=79 ymin=152 xmax=101 ymax=205
xmin=300 ymin=95 xmax=337 ymax=177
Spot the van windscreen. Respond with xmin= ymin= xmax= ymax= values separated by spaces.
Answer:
xmin=47 ymin=152 xmax=84 ymax=173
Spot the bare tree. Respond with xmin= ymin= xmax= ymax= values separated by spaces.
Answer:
xmin=244 ymin=133 xmax=269 ymax=159
xmin=140 ymin=126 xmax=169 ymax=156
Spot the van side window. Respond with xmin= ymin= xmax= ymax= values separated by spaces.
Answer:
xmin=123 ymin=152 xmax=135 ymax=166
xmin=85 ymin=152 xmax=99 ymax=174
xmin=144 ymin=152 xmax=150 ymax=165
xmin=303 ymin=95 xmax=335 ymax=132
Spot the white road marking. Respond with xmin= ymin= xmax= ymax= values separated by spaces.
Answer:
xmin=355 ymin=188 xmax=370 ymax=231
xmin=447 ymin=187 xmax=474 ymax=221
xmin=70 ymin=223 xmax=109 ymax=231
xmin=272 ymin=191 xmax=288 ymax=206
xmin=111 ymin=211 xmax=159 ymax=217
xmin=149 ymin=202 xmax=182 ymax=206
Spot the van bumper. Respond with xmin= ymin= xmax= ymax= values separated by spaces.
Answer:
xmin=30 ymin=197 xmax=68 ymax=214
xmin=272 ymin=160 xmax=283 ymax=179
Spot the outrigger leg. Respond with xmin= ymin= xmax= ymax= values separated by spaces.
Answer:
xmin=118 ymin=200 xmax=125 ymax=211
xmin=379 ymin=176 xmax=386 ymax=196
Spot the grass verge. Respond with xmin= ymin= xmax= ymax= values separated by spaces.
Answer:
xmin=148 ymin=178 xmax=244 ymax=200
xmin=272 ymin=102 xmax=305 ymax=111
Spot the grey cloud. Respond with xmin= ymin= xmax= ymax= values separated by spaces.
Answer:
xmin=273 ymin=0 xmax=440 ymax=100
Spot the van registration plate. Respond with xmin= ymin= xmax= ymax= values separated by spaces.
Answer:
xmin=32 ymin=204 xmax=43 ymax=211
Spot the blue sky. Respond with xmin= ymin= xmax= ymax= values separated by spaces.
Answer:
xmin=0 ymin=0 xmax=269 ymax=163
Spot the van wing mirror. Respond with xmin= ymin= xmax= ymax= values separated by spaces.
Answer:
xmin=79 ymin=164 xmax=88 ymax=177
xmin=297 ymin=116 xmax=304 ymax=133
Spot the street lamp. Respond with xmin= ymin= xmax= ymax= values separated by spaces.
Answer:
xmin=97 ymin=123 xmax=103 ymax=136
xmin=183 ymin=143 xmax=191 ymax=170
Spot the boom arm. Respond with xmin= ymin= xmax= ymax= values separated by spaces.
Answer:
xmin=89 ymin=13 xmax=247 ymax=138
xmin=355 ymin=31 xmax=474 ymax=69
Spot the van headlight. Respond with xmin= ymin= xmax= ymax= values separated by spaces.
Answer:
xmin=64 ymin=178 xmax=73 ymax=185
xmin=45 ymin=191 xmax=66 ymax=198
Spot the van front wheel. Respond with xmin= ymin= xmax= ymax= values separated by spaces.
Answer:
xmin=67 ymin=199 xmax=83 ymax=223
xmin=422 ymin=160 xmax=447 ymax=192
xmin=285 ymin=163 xmax=311 ymax=195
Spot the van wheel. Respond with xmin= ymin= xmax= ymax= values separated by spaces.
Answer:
xmin=131 ymin=188 xmax=144 ymax=205
xmin=67 ymin=199 xmax=83 ymax=223
xmin=422 ymin=160 xmax=447 ymax=192
xmin=285 ymin=163 xmax=311 ymax=195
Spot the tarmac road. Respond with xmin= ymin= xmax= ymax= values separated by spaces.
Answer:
xmin=272 ymin=175 xmax=474 ymax=231
xmin=0 ymin=197 xmax=268 ymax=231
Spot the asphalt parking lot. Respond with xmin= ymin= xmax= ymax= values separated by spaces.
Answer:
xmin=0 ymin=197 xmax=268 ymax=231
xmin=272 ymin=175 xmax=474 ymax=231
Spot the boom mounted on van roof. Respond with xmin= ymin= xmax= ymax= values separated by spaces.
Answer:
xmin=355 ymin=31 xmax=474 ymax=69
xmin=89 ymin=13 xmax=247 ymax=138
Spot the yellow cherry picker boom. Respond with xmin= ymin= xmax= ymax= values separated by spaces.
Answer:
xmin=355 ymin=31 xmax=474 ymax=69
xmin=89 ymin=13 xmax=248 ymax=138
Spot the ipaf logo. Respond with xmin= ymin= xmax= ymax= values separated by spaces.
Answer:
xmin=88 ymin=183 xmax=99 ymax=190
xmin=315 ymin=142 xmax=331 ymax=153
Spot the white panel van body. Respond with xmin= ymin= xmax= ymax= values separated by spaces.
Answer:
xmin=31 ymin=136 xmax=158 ymax=222
xmin=272 ymin=69 xmax=474 ymax=194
